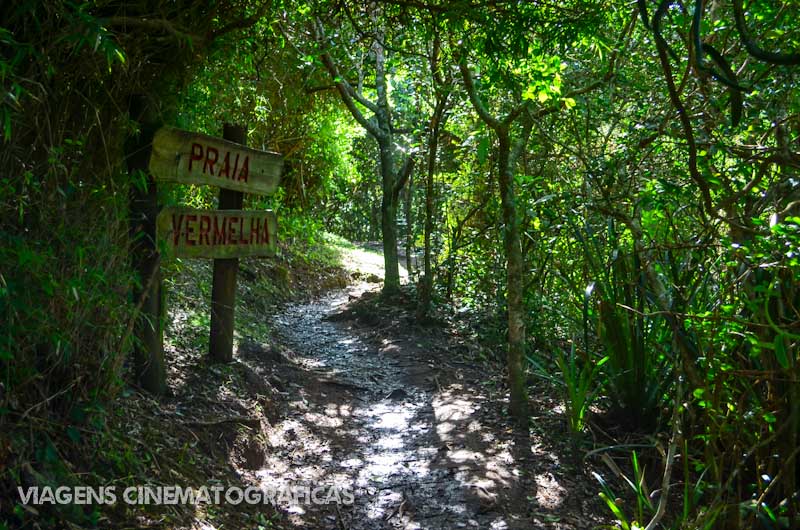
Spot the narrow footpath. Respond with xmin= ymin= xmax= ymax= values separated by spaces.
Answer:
xmin=239 ymin=248 xmax=604 ymax=529
xmin=265 ymin=282 xmax=528 ymax=529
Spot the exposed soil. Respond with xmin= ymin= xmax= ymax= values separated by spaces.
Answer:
xmin=102 ymin=241 xmax=608 ymax=530
xmin=237 ymin=268 xmax=608 ymax=529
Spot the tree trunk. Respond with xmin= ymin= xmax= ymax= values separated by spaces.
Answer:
xmin=373 ymin=34 xmax=402 ymax=296
xmin=459 ymin=61 xmax=531 ymax=427
xmin=379 ymin=140 xmax=401 ymax=294
xmin=497 ymin=131 xmax=529 ymax=425
xmin=446 ymin=226 xmax=457 ymax=302
xmin=418 ymin=96 xmax=448 ymax=318
xmin=316 ymin=21 xmax=409 ymax=297
xmin=126 ymin=95 xmax=166 ymax=396
xmin=404 ymin=172 xmax=413 ymax=275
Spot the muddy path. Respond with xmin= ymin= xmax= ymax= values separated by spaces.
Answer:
xmin=244 ymin=275 xmax=603 ymax=530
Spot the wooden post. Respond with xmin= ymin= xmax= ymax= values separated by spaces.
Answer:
xmin=209 ymin=123 xmax=246 ymax=363
xmin=127 ymin=95 xmax=167 ymax=395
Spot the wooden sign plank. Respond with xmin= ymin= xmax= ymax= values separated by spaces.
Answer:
xmin=149 ymin=127 xmax=282 ymax=195
xmin=157 ymin=207 xmax=277 ymax=259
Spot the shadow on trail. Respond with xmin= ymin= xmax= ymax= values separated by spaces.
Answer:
xmin=256 ymin=282 xmax=543 ymax=530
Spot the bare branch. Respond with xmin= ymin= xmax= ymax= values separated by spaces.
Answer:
xmin=652 ymin=0 xmax=712 ymax=216
xmin=501 ymin=103 xmax=528 ymax=128
xmin=305 ymin=83 xmax=377 ymax=94
xmin=349 ymin=83 xmax=379 ymax=114
xmin=458 ymin=62 xmax=501 ymax=131
xmin=314 ymin=19 xmax=382 ymax=138
xmin=732 ymin=0 xmax=800 ymax=66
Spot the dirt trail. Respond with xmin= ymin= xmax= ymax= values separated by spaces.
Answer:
xmin=246 ymin=247 xmax=600 ymax=529
xmin=259 ymin=284 xmax=518 ymax=529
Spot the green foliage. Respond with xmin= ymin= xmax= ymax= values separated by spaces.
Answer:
xmin=556 ymin=213 xmax=673 ymax=428
xmin=595 ymin=454 xmax=652 ymax=530
xmin=528 ymin=344 xmax=608 ymax=434
xmin=0 ymin=1 xmax=284 ymax=526
xmin=2 ymin=0 xmax=799 ymax=527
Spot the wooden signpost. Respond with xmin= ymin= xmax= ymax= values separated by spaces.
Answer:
xmin=149 ymin=127 xmax=282 ymax=196
xmin=129 ymin=122 xmax=282 ymax=391
xmin=157 ymin=208 xmax=277 ymax=259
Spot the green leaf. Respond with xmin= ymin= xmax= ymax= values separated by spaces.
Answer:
xmin=537 ymin=90 xmax=550 ymax=103
xmin=522 ymin=86 xmax=536 ymax=101
xmin=599 ymin=492 xmax=630 ymax=530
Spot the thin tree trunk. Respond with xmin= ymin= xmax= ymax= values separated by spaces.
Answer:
xmin=460 ymin=61 xmax=531 ymax=426
xmin=379 ymin=140 xmax=401 ymax=294
xmin=126 ymin=95 xmax=166 ymax=396
xmin=497 ymin=131 xmax=529 ymax=425
xmin=315 ymin=19 xmax=405 ymax=296
xmin=404 ymin=173 xmax=413 ymax=275
xmin=446 ymin=226 xmax=457 ymax=302
xmin=374 ymin=36 xmax=402 ymax=295
xmin=419 ymin=95 xmax=448 ymax=318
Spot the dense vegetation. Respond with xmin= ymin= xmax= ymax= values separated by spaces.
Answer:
xmin=1 ymin=1 xmax=798 ymax=528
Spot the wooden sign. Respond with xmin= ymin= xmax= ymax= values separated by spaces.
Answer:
xmin=157 ymin=207 xmax=277 ymax=259
xmin=149 ymin=127 xmax=283 ymax=195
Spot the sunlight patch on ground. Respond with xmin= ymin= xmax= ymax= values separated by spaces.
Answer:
xmin=354 ymin=400 xmax=430 ymax=486
xmin=534 ymin=473 xmax=567 ymax=509
xmin=324 ymin=402 xmax=351 ymax=418
xmin=303 ymin=411 xmax=343 ymax=428
xmin=372 ymin=406 xmax=414 ymax=430
xmin=449 ymin=448 xmax=483 ymax=464
xmin=326 ymin=236 xmax=409 ymax=282
xmin=433 ymin=392 xmax=477 ymax=438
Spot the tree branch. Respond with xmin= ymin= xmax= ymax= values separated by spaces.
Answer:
xmin=459 ymin=61 xmax=502 ymax=131
xmin=501 ymin=103 xmax=528 ymax=128
xmin=732 ymin=0 xmax=800 ymax=66
xmin=304 ymin=82 xmax=377 ymax=95
xmin=314 ymin=19 xmax=382 ymax=138
xmin=393 ymin=154 xmax=416 ymax=201
xmin=652 ymin=0 xmax=712 ymax=216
